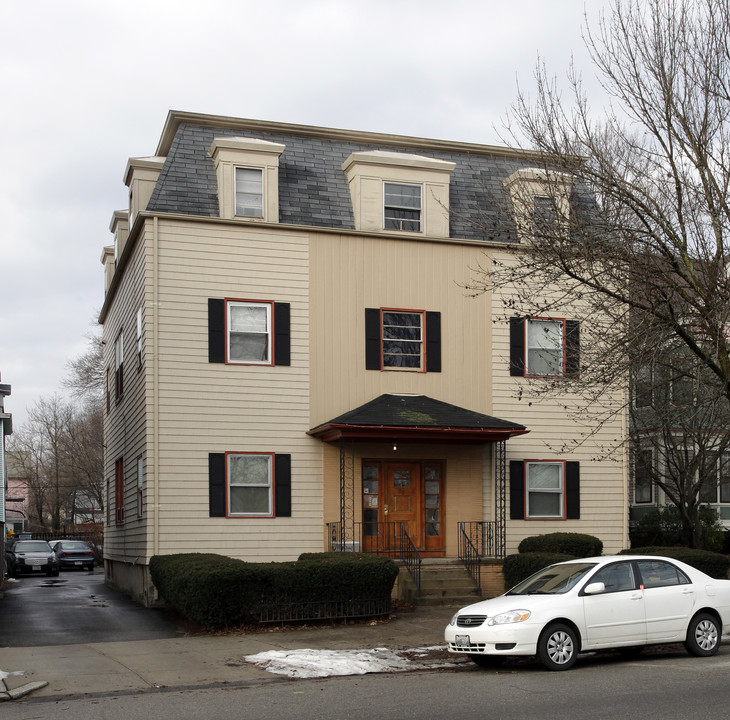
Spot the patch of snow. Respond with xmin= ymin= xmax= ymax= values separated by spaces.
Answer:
xmin=245 ymin=645 xmax=456 ymax=679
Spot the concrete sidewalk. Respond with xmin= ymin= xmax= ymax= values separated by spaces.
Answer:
xmin=0 ymin=604 xmax=458 ymax=700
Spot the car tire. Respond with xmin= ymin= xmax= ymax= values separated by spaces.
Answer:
xmin=684 ymin=613 xmax=721 ymax=657
xmin=537 ymin=623 xmax=579 ymax=671
xmin=87 ymin=565 xmax=94 ymax=572
xmin=468 ymin=654 xmax=504 ymax=669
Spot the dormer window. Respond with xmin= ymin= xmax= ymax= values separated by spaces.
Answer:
xmin=384 ymin=183 xmax=421 ymax=232
xmin=342 ymin=150 xmax=454 ymax=237
xmin=209 ymin=137 xmax=285 ymax=222
xmin=235 ymin=168 xmax=264 ymax=218
xmin=504 ymin=168 xmax=573 ymax=243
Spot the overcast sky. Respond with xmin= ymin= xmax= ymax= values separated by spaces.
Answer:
xmin=0 ymin=0 xmax=609 ymax=428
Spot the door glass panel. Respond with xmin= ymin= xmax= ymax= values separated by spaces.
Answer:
xmin=393 ymin=470 xmax=411 ymax=488
xmin=425 ymin=495 xmax=439 ymax=508
xmin=363 ymin=479 xmax=378 ymax=494
xmin=363 ymin=465 xmax=379 ymax=480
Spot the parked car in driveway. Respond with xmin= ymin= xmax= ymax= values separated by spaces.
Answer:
xmin=445 ymin=555 xmax=730 ymax=671
xmin=5 ymin=540 xmax=60 ymax=577
xmin=52 ymin=540 xmax=96 ymax=571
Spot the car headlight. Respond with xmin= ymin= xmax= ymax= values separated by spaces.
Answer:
xmin=487 ymin=610 xmax=531 ymax=626
xmin=449 ymin=613 xmax=459 ymax=626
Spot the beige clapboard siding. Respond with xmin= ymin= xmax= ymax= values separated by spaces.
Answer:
xmin=309 ymin=231 xmax=493 ymax=426
xmin=103 ymin=226 xmax=151 ymax=561
xmin=146 ymin=218 xmax=322 ymax=561
xmin=488 ymin=247 xmax=628 ymax=555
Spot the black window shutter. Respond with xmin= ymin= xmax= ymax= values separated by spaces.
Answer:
xmin=209 ymin=453 xmax=226 ymax=517
xmin=509 ymin=317 xmax=525 ymax=376
xmin=274 ymin=302 xmax=291 ymax=366
xmin=509 ymin=460 xmax=525 ymax=519
xmin=365 ymin=308 xmax=382 ymax=370
xmin=208 ymin=299 xmax=226 ymax=363
xmin=565 ymin=320 xmax=580 ymax=377
xmin=274 ymin=453 xmax=292 ymax=517
xmin=425 ymin=311 xmax=442 ymax=372
xmin=566 ymin=461 xmax=580 ymax=519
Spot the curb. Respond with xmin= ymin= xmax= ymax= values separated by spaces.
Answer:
xmin=0 ymin=680 xmax=49 ymax=702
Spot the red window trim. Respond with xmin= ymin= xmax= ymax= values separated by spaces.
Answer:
xmin=379 ymin=307 xmax=427 ymax=373
xmin=224 ymin=298 xmax=275 ymax=366
xmin=522 ymin=459 xmax=567 ymax=520
xmin=225 ymin=451 xmax=276 ymax=518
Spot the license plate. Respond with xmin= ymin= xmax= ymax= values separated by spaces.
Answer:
xmin=32 ymin=566 xmax=41 ymax=571
xmin=74 ymin=561 xmax=82 ymax=565
xmin=455 ymin=635 xmax=471 ymax=648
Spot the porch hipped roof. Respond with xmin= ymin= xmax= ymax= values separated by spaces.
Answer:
xmin=307 ymin=394 xmax=529 ymax=444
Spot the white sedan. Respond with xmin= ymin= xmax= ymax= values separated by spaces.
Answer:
xmin=445 ymin=555 xmax=730 ymax=671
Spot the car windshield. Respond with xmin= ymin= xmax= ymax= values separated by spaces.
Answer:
xmin=507 ymin=562 xmax=598 ymax=595
xmin=15 ymin=541 xmax=51 ymax=552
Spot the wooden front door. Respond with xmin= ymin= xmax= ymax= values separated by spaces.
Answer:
xmin=384 ymin=462 xmax=422 ymax=545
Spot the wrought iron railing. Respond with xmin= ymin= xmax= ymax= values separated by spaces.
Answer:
xmin=327 ymin=521 xmax=422 ymax=594
xmin=458 ymin=523 xmax=481 ymax=594
xmin=258 ymin=596 xmax=391 ymax=624
xmin=459 ymin=521 xmax=500 ymax=558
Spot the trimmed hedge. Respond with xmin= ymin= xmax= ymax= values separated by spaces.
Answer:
xmin=503 ymin=552 xmax=575 ymax=589
xmin=517 ymin=532 xmax=603 ymax=558
xmin=149 ymin=552 xmax=399 ymax=630
xmin=619 ymin=546 xmax=730 ymax=579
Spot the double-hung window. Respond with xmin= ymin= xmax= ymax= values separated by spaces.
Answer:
xmin=526 ymin=319 xmax=563 ymax=376
xmin=114 ymin=331 xmax=124 ymax=401
xmin=699 ymin=451 xmax=730 ymax=504
xmin=634 ymin=449 xmax=654 ymax=503
xmin=510 ymin=317 xmax=579 ymax=378
xmin=365 ymin=308 xmax=441 ymax=372
xmin=526 ymin=461 xmax=565 ymax=518
xmin=235 ymin=167 xmax=264 ymax=218
xmin=227 ymin=301 xmax=272 ymax=364
xmin=382 ymin=310 xmax=424 ymax=369
xmin=114 ymin=457 xmax=125 ymax=524
xmin=384 ymin=182 xmax=421 ymax=232
xmin=227 ymin=452 xmax=273 ymax=517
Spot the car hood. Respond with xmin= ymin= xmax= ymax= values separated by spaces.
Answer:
xmin=454 ymin=592 xmax=573 ymax=617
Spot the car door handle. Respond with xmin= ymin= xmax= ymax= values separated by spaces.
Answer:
xmin=682 ymin=588 xmax=694 ymax=595
xmin=630 ymin=592 xmax=643 ymax=600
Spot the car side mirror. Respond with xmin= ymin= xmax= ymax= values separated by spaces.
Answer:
xmin=584 ymin=582 xmax=606 ymax=595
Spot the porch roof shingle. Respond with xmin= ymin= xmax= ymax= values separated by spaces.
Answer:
xmin=307 ymin=394 xmax=528 ymax=444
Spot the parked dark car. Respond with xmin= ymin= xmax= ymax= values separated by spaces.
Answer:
xmin=52 ymin=540 xmax=96 ymax=571
xmin=5 ymin=540 xmax=60 ymax=577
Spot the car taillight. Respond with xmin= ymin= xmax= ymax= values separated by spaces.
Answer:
xmin=59 ymin=552 xmax=69 ymax=557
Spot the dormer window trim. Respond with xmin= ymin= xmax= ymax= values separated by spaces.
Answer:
xmin=209 ymin=137 xmax=285 ymax=223
xmin=504 ymin=167 xmax=573 ymax=243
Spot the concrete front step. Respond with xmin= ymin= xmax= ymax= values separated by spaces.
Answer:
xmin=397 ymin=560 xmax=482 ymax=605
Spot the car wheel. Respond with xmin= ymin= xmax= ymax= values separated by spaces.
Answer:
xmin=537 ymin=623 xmax=579 ymax=671
xmin=684 ymin=613 xmax=721 ymax=657
xmin=87 ymin=565 xmax=94 ymax=572
xmin=468 ymin=654 xmax=504 ymax=668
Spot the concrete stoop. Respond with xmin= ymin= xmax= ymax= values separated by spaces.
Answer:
xmin=397 ymin=559 xmax=483 ymax=606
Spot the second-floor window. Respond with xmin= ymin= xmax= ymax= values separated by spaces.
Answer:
xmin=227 ymin=301 xmax=272 ymax=364
xmin=384 ymin=182 xmax=421 ymax=232
xmin=510 ymin=317 xmax=579 ymax=378
xmin=634 ymin=448 xmax=654 ymax=503
xmin=114 ymin=331 xmax=124 ymax=401
xmin=365 ymin=308 xmax=441 ymax=372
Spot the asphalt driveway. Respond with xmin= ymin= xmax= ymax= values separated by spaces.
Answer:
xmin=0 ymin=571 xmax=181 ymax=647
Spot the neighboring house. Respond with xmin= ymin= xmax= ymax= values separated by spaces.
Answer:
xmin=1 ymin=375 xmax=12 ymax=575
xmin=629 ymin=350 xmax=730 ymax=533
xmin=5 ymin=452 xmax=28 ymax=535
xmin=99 ymin=111 xmax=628 ymax=605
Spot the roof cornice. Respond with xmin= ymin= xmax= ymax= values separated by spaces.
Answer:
xmin=156 ymin=110 xmax=546 ymax=162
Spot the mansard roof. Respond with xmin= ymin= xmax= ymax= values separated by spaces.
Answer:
xmin=146 ymin=111 xmax=548 ymax=243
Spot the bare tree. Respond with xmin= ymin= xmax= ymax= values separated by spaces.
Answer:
xmin=63 ymin=326 xmax=104 ymax=407
xmin=468 ymin=0 xmax=730 ymax=546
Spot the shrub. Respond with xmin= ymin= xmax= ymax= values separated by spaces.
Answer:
xmin=631 ymin=505 xmax=725 ymax=552
xmin=619 ymin=546 xmax=730 ymax=578
xmin=149 ymin=552 xmax=399 ymax=630
xmin=503 ymin=552 xmax=575 ymax=589
xmin=517 ymin=532 xmax=603 ymax=558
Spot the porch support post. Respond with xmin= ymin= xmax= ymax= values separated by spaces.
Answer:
xmin=495 ymin=439 xmax=506 ymax=559
xmin=339 ymin=438 xmax=355 ymax=548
